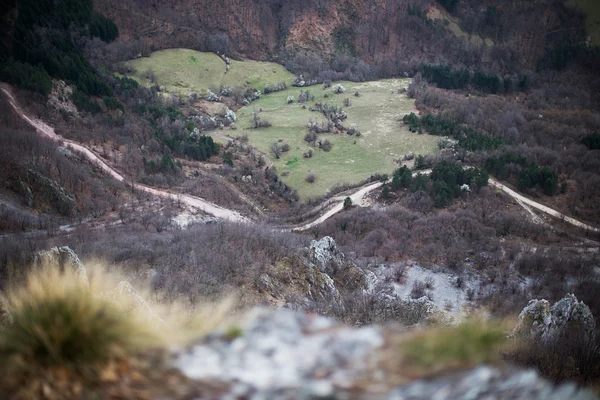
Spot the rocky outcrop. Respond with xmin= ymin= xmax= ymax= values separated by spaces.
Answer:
xmin=176 ymin=307 xmax=384 ymax=397
xmin=105 ymin=281 xmax=164 ymax=325
xmin=34 ymin=247 xmax=161 ymax=323
xmin=175 ymin=307 xmax=596 ymax=399
xmin=514 ymin=294 xmax=596 ymax=341
xmin=35 ymin=246 xmax=89 ymax=288
xmin=310 ymin=236 xmax=342 ymax=273
xmin=310 ymin=236 xmax=367 ymax=293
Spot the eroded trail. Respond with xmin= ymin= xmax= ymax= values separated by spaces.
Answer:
xmin=1 ymin=87 xmax=248 ymax=224
xmin=2 ymin=85 xmax=598 ymax=234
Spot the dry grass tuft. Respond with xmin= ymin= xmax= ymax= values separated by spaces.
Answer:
xmin=0 ymin=268 xmax=154 ymax=370
xmin=0 ymin=262 xmax=241 ymax=398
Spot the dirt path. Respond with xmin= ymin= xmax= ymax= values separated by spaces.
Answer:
xmin=2 ymin=85 xmax=598 ymax=234
xmin=1 ymin=86 xmax=248 ymax=224
xmin=291 ymin=181 xmax=384 ymax=231
xmin=487 ymin=179 xmax=599 ymax=233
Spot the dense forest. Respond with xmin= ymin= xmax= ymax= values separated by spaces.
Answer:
xmin=0 ymin=0 xmax=117 ymax=100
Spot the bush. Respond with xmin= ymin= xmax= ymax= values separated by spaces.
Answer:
xmin=581 ymin=133 xmax=600 ymax=150
xmin=102 ymin=96 xmax=124 ymax=111
xmin=391 ymin=166 xmax=412 ymax=190
xmin=343 ymin=196 xmax=353 ymax=210
xmin=0 ymin=268 xmax=151 ymax=370
xmin=410 ymin=280 xmax=427 ymax=298
xmin=72 ymin=90 xmax=102 ymax=113
xmin=320 ymin=139 xmax=333 ymax=152
xmin=333 ymin=84 xmax=345 ymax=94
xmin=306 ymin=173 xmax=317 ymax=183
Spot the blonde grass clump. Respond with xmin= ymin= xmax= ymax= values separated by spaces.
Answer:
xmin=0 ymin=258 xmax=242 ymax=369
xmin=0 ymin=255 xmax=242 ymax=398
xmin=0 ymin=267 xmax=154 ymax=371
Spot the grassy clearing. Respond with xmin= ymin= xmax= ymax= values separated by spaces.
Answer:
xmin=236 ymin=79 xmax=440 ymax=200
xmin=122 ymin=49 xmax=295 ymax=94
xmin=570 ymin=0 xmax=600 ymax=44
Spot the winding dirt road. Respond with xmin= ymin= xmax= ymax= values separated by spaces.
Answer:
xmin=2 ymin=86 xmax=598 ymax=234
xmin=1 ymin=87 xmax=248 ymax=224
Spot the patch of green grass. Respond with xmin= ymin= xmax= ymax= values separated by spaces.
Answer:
xmin=237 ymin=79 xmax=440 ymax=200
xmin=223 ymin=325 xmax=244 ymax=341
xmin=285 ymin=156 xmax=300 ymax=167
xmin=401 ymin=321 xmax=506 ymax=374
xmin=122 ymin=49 xmax=295 ymax=94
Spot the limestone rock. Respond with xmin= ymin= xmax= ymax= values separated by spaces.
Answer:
xmin=176 ymin=308 xmax=383 ymax=396
xmin=514 ymin=294 xmax=595 ymax=340
xmin=35 ymin=246 xmax=89 ymax=288
xmin=105 ymin=281 xmax=163 ymax=325
xmin=309 ymin=236 xmax=343 ymax=273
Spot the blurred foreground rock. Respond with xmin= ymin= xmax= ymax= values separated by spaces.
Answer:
xmin=175 ymin=307 xmax=597 ymax=400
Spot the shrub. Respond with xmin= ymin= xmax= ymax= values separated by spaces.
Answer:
xmin=581 ymin=133 xmax=600 ymax=150
xmin=306 ymin=173 xmax=317 ymax=183
xmin=102 ymin=96 xmax=124 ymax=111
xmin=320 ymin=139 xmax=333 ymax=152
xmin=410 ymin=280 xmax=427 ymax=298
xmin=424 ymin=276 xmax=435 ymax=289
xmin=343 ymin=197 xmax=353 ymax=210
xmin=333 ymin=84 xmax=345 ymax=94
xmin=72 ymin=90 xmax=102 ymax=113
xmin=251 ymin=112 xmax=272 ymax=129
xmin=0 ymin=269 xmax=151 ymax=371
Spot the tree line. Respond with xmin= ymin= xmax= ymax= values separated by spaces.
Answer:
xmin=420 ymin=64 xmax=529 ymax=94
xmin=388 ymin=161 xmax=488 ymax=208
xmin=402 ymin=112 xmax=507 ymax=151
xmin=485 ymin=154 xmax=558 ymax=196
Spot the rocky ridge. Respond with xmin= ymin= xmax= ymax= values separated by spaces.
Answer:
xmin=514 ymin=294 xmax=596 ymax=341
